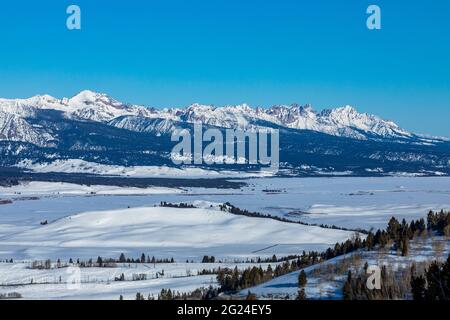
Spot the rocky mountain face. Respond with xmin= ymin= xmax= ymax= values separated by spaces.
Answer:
xmin=0 ymin=90 xmax=449 ymax=176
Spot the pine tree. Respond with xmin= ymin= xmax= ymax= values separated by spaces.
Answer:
xmin=135 ymin=292 xmax=144 ymax=300
xmin=343 ymin=281 xmax=352 ymax=300
xmin=427 ymin=210 xmax=436 ymax=230
xmin=296 ymin=288 xmax=307 ymax=300
xmin=379 ymin=231 xmax=387 ymax=248
xmin=410 ymin=275 xmax=426 ymax=300
xmin=387 ymin=217 xmax=400 ymax=240
xmin=366 ymin=232 xmax=374 ymax=250
xmin=401 ymin=238 xmax=409 ymax=256
xmin=298 ymin=270 xmax=307 ymax=287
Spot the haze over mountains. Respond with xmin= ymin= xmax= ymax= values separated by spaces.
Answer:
xmin=0 ymin=90 xmax=449 ymax=177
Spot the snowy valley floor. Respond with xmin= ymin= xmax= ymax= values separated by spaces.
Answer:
xmin=0 ymin=177 xmax=449 ymax=299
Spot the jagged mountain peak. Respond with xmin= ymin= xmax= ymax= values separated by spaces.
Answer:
xmin=68 ymin=90 xmax=126 ymax=109
xmin=71 ymin=89 xmax=106 ymax=99
xmin=0 ymin=90 xmax=430 ymax=141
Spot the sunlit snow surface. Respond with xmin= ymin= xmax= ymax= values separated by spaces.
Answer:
xmin=2 ymin=176 xmax=449 ymax=232
xmin=0 ymin=176 xmax=449 ymax=299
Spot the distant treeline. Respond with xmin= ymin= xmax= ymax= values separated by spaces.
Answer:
xmin=159 ymin=201 xmax=196 ymax=209
xmin=219 ymin=202 xmax=369 ymax=234
xmin=0 ymin=176 xmax=19 ymax=187
xmin=132 ymin=286 xmax=219 ymax=301
xmin=0 ymin=292 xmax=22 ymax=300
xmin=27 ymin=254 xmax=176 ymax=270
xmin=117 ymin=253 xmax=175 ymax=264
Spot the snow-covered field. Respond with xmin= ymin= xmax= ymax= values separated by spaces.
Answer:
xmin=0 ymin=176 xmax=449 ymax=299
xmin=2 ymin=177 xmax=449 ymax=231
xmin=0 ymin=261 xmax=275 ymax=300
xmin=0 ymin=181 xmax=181 ymax=196
xmin=0 ymin=204 xmax=353 ymax=261
xmin=0 ymin=272 xmax=216 ymax=300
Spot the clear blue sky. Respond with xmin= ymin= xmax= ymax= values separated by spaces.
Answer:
xmin=0 ymin=0 xmax=449 ymax=136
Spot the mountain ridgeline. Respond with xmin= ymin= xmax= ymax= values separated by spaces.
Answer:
xmin=0 ymin=90 xmax=449 ymax=177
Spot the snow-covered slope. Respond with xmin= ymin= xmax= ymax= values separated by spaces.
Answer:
xmin=107 ymin=116 xmax=177 ymax=135
xmin=0 ymin=111 xmax=54 ymax=147
xmin=0 ymin=205 xmax=354 ymax=259
xmin=16 ymin=159 xmax=271 ymax=178
xmin=66 ymin=90 xmax=156 ymax=122
xmin=0 ymin=90 xmax=157 ymax=124
xmin=0 ymin=90 xmax=426 ymax=142
xmin=266 ymin=104 xmax=412 ymax=140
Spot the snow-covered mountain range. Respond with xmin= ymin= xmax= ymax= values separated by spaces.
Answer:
xmin=0 ymin=90 xmax=449 ymax=176
xmin=0 ymin=90 xmax=430 ymax=144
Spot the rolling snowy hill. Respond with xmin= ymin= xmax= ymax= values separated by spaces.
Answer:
xmin=0 ymin=204 xmax=354 ymax=260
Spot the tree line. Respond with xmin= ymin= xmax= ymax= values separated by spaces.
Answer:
xmin=217 ymin=211 xmax=449 ymax=294
xmin=159 ymin=201 xmax=196 ymax=209
xmin=131 ymin=286 xmax=219 ymax=300
xmin=219 ymin=202 xmax=368 ymax=234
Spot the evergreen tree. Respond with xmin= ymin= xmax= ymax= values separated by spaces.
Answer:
xmin=135 ymin=292 xmax=144 ymax=300
xmin=387 ymin=217 xmax=400 ymax=240
xmin=343 ymin=281 xmax=352 ymax=300
xmin=366 ymin=232 xmax=374 ymax=250
xmin=401 ymin=238 xmax=409 ymax=256
xmin=410 ymin=275 xmax=426 ymax=300
xmin=298 ymin=270 xmax=307 ymax=287
xmin=296 ymin=288 xmax=307 ymax=300
xmin=379 ymin=231 xmax=387 ymax=248
xmin=411 ymin=254 xmax=450 ymax=300
xmin=427 ymin=210 xmax=436 ymax=230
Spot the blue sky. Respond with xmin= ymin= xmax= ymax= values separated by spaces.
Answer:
xmin=0 ymin=0 xmax=449 ymax=136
